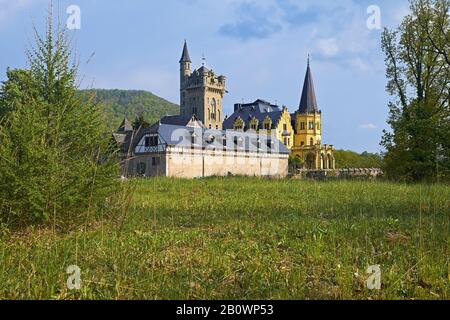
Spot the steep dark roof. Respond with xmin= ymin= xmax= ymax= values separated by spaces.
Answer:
xmin=179 ymin=41 xmax=191 ymax=63
xmin=196 ymin=66 xmax=210 ymax=74
xmin=299 ymin=61 xmax=319 ymax=113
xmin=223 ymin=100 xmax=284 ymax=131
xmin=113 ymin=127 xmax=144 ymax=155
xmin=160 ymin=114 xmax=205 ymax=128
xmin=117 ymin=117 xmax=133 ymax=132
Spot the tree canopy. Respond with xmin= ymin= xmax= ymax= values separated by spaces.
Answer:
xmin=381 ymin=0 xmax=449 ymax=182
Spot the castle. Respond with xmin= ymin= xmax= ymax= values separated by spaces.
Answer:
xmin=114 ymin=42 xmax=334 ymax=178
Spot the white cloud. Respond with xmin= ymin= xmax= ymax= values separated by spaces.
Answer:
xmin=316 ymin=38 xmax=339 ymax=57
xmin=347 ymin=57 xmax=370 ymax=72
xmin=360 ymin=123 xmax=377 ymax=129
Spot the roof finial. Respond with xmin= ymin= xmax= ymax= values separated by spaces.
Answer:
xmin=307 ymin=54 xmax=310 ymax=67
xmin=202 ymin=53 xmax=206 ymax=67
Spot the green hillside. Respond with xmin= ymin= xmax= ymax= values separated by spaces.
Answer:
xmin=80 ymin=89 xmax=179 ymax=130
xmin=335 ymin=150 xmax=383 ymax=169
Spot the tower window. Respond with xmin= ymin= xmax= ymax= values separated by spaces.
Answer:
xmin=300 ymin=122 xmax=305 ymax=130
xmin=310 ymin=138 xmax=314 ymax=146
xmin=309 ymin=122 xmax=314 ymax=129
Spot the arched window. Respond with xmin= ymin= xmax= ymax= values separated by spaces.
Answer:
xmin=310 ymin=138 xmax=314 ymax=146
xmin=211 ymin=98 xmax=217 ymax=120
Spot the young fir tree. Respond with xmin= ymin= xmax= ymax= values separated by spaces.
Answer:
xmin=0 ymin=11 xmax=119 ymax=227
xmin=381 ymin=0 xmax=449 ymax=182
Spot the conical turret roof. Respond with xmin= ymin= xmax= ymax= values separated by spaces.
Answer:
xmin=299 ymin=58 xmax=319 ymax=113
xmin=179 ymin=40 xmax=191 ymax=63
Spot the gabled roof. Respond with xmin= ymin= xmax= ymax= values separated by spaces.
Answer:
xmin=117 ymin=117 xmax=133 ymax=132
xmin=179 ymin=40 xmax=191 ymax=63
xmin=160 ymin=114 xmax=205 ymax=128
xmin=113 ymin=128 xmax=142 ymax=155
xmin=299 ymin=60 xmax=319 ymax=114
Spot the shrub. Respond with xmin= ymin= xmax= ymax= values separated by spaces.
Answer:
xmin=0 ymin=14 xmax=119 ymax=228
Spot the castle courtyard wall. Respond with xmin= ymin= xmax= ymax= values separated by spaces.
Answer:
xmin=126 ymin=148 xmax=288 ymax=179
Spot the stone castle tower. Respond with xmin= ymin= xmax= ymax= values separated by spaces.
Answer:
xmin=179 ymin=41 xmax=227 ymax=130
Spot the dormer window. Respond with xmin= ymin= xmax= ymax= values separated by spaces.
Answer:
xmin=145 ymin=136 xmax=158 ymax=148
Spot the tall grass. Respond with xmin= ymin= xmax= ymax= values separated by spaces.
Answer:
xmin=0 ymin=178 xmax=448 ymax=300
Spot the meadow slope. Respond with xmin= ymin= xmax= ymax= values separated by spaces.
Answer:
xmin=0 ymin=178 xmax=448 ymax=299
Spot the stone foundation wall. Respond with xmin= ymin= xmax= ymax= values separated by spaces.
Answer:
xmin=293 ymin=168 xmax=383 ymax=180
xmin=166 ymin=149 xmax=288 ymax=178
xmin=124 ymin=148 xmax=289 ymax=179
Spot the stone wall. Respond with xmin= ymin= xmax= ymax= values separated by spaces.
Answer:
xmin=166 ymin=148 xmax=288 ymax=178
xmin=293 ymin=168 xmax=383 ymax=180
xmin=124 ymin=148 xmax=289 ymax=179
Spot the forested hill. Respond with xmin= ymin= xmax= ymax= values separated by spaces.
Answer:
xmin=79 ymin=89 xmax=179 ymax=130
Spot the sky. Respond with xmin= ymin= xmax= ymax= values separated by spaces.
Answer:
xmin=0 ymin=0 xmax=411 ymax=153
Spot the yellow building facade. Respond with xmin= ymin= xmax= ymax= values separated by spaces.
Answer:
xmin=223 ymin=101 xmax=294 ymax=150
xmin=223 ymin=59 xmax=334 ymax=170
xmin=291 ymin=59 xmax=335 ymax=169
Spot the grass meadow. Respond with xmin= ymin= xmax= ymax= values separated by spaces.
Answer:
xmin=0 ymin=177 xmax=448 ymax=300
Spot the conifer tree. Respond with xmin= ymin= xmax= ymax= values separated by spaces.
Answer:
xmin=0 ymin=8 xmax=119 ymax=227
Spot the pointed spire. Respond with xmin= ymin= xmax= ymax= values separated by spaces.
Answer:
xmin=299 ymin=56 xmax=319 ymax=113
xmin=179 ymin=40 xmax=191 ymax=63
